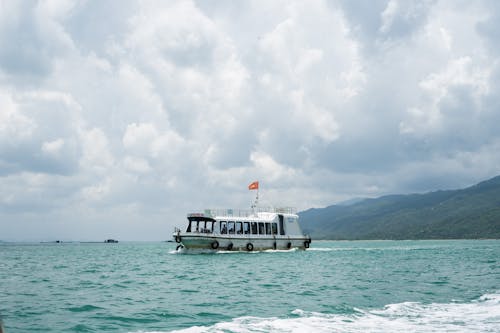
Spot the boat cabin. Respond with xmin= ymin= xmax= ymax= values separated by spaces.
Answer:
xmin=184 ymin=210 xmax=302 ymax=237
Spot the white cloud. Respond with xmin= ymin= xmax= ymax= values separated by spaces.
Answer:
xmin=380 ymin=0 xmax=400 ymax=34
xmin=0 ymin=88 xmax=83 ymax=175
xmin=123 ymin=156 xmax=152 ymax=174
xmin=289 ymin=89 xmax=340 ymax=143
xmin=80 ymin=127 xmax=114 ymax=172
xmin=0 ymin=91 xmax=36 ymax=142
xmin=123 ymin=123 xmax=159 ymax=155
xmin=122 ymin=122 xmax=185 ymax=159
xmin=41 ymin=138 xmax=64 ymax=155
xmin=250 ymin=151 xmax=298 ymax=182
xmin=80 ymin=177 xmax=111 ymax=202
xmin=400 ymin=56 xmax=490 ymax=136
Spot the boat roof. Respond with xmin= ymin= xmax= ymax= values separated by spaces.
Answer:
xmin=187 ymin=207 xmax=298 ymax=220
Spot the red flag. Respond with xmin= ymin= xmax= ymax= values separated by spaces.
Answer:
xmin=248 ymin=181 xmax=259 ymax=190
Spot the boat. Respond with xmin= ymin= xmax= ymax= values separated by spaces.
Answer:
xmin=173 ymin=206 xmax=311 ymax=251
xmin=173 ymin=181 xmax=311 ymax=252
xmin=104 ymin=239 xmax=118 ymax=243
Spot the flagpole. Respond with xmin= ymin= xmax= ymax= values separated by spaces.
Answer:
xmin=252 ymin=187 xmax=259 ymax=216
xmin=256 ymin=187 xmax=259 ymax=208
xmin=249 ymin=181 xmax=259 ymax=213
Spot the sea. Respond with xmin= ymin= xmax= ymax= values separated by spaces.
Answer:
xmin=0 ymin=240 xmax=499 ymax=333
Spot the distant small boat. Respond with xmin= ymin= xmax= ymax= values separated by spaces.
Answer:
xmin=104 ymin=239 xmax=118 ymax=243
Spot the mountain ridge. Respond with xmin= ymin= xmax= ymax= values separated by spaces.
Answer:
xmin=299 ymin=175 xmax=500 ymax=239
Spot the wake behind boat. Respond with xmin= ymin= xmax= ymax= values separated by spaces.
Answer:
xmin=172 ymin=181 xmax=311 ymax=251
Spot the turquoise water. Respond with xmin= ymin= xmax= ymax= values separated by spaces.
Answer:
xmin=1 ymin=240 xmax=499 ymax=332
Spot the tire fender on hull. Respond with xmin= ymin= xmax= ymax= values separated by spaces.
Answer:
xmin=211 ymin=240 xmax=219 ymax=250
xmin=246 ymin=243 xmax=254 ymax=251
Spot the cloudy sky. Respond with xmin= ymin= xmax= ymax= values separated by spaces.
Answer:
xmin=1 ymin=0 xmax=500 ymax=241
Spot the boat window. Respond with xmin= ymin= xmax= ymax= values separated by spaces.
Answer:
xmin=243 ymin=222 xmax=250 ymax=234
xmin=251 ymin=222 xmax=257 ymax=234
xmin=236 ymin=222 xmax=243 ymax=234
xmin=265 ymin=223 xmax=271 ymax=235
xmin=202 ymin=221 xmax=213 ymax=233
xmin=228 ymin=221 xmax=235 ymax=234
xmin=220 ymin=221 xmax=227 ymax=234
xmin=272 ymin=223 xmax=278 ymax=235
xmin=279 ymin=215 xmax=285 ymax=235
xmin=258 ymin=222 xmax=265 ymax=235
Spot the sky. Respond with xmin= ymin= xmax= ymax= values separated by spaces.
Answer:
xmin=1 ymin=0 xmax=500 ymax=241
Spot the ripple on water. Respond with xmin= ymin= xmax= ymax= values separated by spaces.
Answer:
xmin=67 ymin=304 xmax=103 ymax=313
xmin=95 ymin=315 xmax=160 ymax=324
xmin=70 ymin=324 xmax=94 ymax=332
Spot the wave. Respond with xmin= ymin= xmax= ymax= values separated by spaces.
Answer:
xmin=136 ymin=293 xmax=500 ymax=333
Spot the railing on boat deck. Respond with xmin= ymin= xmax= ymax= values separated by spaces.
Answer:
xmin=203 ymin=207 xmax=297 ymax=218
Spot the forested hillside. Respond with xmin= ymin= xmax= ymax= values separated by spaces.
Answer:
xmin=300 ymin=175 xmax=500 ymax=239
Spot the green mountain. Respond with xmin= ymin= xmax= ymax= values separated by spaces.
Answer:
xmin=299 ymin=175 xmax=500 ymax=240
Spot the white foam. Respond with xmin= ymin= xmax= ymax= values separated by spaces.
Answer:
xmin=169 ymin=248 xmax=216 ymax=255
xmin=262 ymin=248 xmax=298 ymax=253
xmin=307 ymin=245 xmax=450 ymax=252
xmin=140 ymin=293 xmax=500 ymax=333
xmin=306 ymin=247 xmax=339 ymax=251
